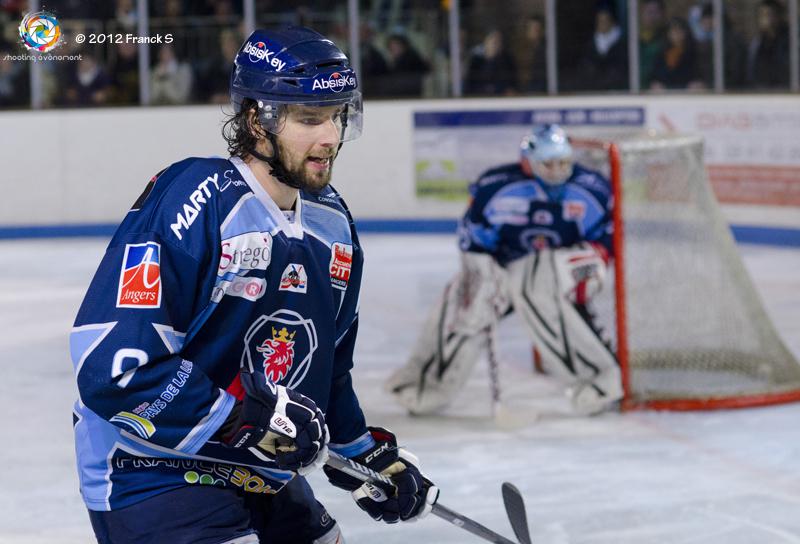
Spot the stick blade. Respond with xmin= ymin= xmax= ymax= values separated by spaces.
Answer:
xmin=501 ymin=482 xmax=532 ymax=544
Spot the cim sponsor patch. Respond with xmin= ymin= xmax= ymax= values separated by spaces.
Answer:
xmin=329 ymin=242 xmax=353 ymax=290
xmin=117 ymin=242 xmax=162 ymax=308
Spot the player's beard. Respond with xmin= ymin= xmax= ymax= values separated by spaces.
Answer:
xmin=276 ymin=139 xmax=336 ymax=193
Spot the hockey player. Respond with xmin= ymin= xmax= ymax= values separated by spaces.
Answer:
xmin=70 ymin=27 xmax=438 ymax=544
xmin=385 ymin=124 xmax=622 ymax=416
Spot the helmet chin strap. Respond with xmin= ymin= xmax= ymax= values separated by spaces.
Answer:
xmin=249 ymin=133 xmax=303 ymax=190
xmin=250 ymin=132 xmax=342 ymax=194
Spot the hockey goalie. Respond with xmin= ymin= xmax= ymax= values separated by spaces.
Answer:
xmin=386 ymin=124 xmax=623 ymax=416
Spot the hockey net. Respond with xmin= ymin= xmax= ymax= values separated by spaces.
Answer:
xmin=572 ymin=133 xmax=800 ymax=411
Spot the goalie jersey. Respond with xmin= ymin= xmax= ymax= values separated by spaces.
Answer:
xmin=70 ymin=156 xmax=372 ymax=511
xmin=458 ymin=163 xmax=613 ymax=266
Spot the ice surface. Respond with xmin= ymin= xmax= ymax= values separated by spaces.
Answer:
xmin=0 ymin=235 xmax=798 ymax=544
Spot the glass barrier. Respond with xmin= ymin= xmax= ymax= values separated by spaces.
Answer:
xmin=1 ymin=0 xmax=797 ymax=110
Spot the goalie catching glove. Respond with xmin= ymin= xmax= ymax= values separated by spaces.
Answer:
xmin=219 ymin=371 xmax=329 ymax=474
xmin=324 ymin=427 xmax=439 ymax=523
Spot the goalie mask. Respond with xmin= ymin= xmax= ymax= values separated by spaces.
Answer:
xmin=229 ymin=26 xmax=363 ymax=188
xmin=520 ymin=124 xmax=574 ymax=186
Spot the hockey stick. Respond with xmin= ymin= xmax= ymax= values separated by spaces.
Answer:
xmin=326 ymin=450 xmax=526 ymax=544
xmin=502 ymin=482 xmax=532 ymax=544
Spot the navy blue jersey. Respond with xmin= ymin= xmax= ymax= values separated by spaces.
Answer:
xmin=70 ymin=156 xmax=373 ymax=511
xmin=458 ymin=162 xmax=613 ymax=266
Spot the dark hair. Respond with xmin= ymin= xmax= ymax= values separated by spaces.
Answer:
xmin=221 ymin=98 xmax=261 ymax=159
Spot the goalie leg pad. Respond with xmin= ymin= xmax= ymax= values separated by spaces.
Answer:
xmin=507 ymin=250 xmax=622 ymax=412
xmin=385 ymin=253 xmax=509 ymax=414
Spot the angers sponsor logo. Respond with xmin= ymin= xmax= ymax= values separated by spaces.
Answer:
xmin=312 ymin=72 xmax=356 ymax=93
xmin=329 ymin=242 xmax=353 ymax=290
xmin=243 ymin=41 xmax=286 ymax=71
xmin=117 ymin=242 xmax=162 ymax=308
xmin=279 ymin=263 xmax=307 ymax=293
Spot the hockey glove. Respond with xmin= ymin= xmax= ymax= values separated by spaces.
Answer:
xmin=324 ymin=427 xmax=439 ymax=524
xmin=220 ymin=371 xmax=329 ymax=474
xmin=554 ymin=241 xmax=609 ymax=305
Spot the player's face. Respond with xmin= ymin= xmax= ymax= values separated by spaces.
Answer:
xmin=275 ymin=104 xmax=343 ymax=192
xmin=534 ymin=158 xmax=573 ymax=185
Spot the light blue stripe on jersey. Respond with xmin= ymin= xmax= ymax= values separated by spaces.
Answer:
xmin=495 ymin=180 xmax=549 ymax=201
xmin=174 ymin=390 xmax=235 ymax=454
xmin=70 ymin=322 xmax=116 ymax=376
xmin=74 ymin=404 xmax=132 ymax=510
xmin=301 ymin=200 xmax=352 ymax=249
xmin=220 ymin=194 xmax=279 ymax=241
xmin=329 ymin=431 xmax=376 ymax=458
xmin=75 ymin=401 xmax=293 ymax=510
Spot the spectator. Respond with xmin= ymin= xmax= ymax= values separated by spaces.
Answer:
xmin=639 ymin=0 xmax=667 ymax=89
xmin=0 ymin=50 xmax=29 ymax=108
xmin=746 ymin=0 xmax=789 ymax=89
xmin=650 ymin=17 xmax=701 ymax=90
xmin=115 ymin=0 xmax=137 ymax=30
xmin=109 ymin=41 xmax=139 ymax=104
xmin=195 ymin=28 xmax=241 ymax=104
xmin=357 ymin=22 xmax=390 ymax=97
xmin=689 ymin=2 xmax=746 ymax=90
xmin=60 ymin=55 xmax=112 ymax=107
xmin=383 ymin=32 xmax=430 ymax=97
xmin=150 ymin=44 xmax=193 ymax=105
xmin=516 ymin=15 xmax=547 ymax=93
xmin=574 ymin=6 xmax=628 ymax=91
xmin=464 ymin=29 xmax=517 ymax=96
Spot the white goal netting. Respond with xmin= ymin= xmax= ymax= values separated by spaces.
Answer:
xmin=575 ymin=133 xmax=800 ymax=409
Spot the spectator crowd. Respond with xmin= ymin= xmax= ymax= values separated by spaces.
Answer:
xmin=0 ymin=0 xmax=796 ymax=109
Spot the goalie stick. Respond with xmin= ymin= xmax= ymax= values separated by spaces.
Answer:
xmin=326 ymin=450 xmax=531 ymax=544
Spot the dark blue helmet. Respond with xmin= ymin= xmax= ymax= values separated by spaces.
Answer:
xmin=230 ymin=26 xmax=362 ymax=141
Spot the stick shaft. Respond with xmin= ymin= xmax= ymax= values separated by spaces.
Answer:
xmin=486 ymin=323 xmax=501 ymax=416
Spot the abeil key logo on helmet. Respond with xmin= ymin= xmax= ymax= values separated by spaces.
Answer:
xmin=243 ymin=41 xmax=286 ymax=71
xmin=312 ymin=72 xmax=356 ymax=93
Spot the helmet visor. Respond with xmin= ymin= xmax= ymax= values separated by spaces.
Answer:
xmin=256 ymin=94 xmax=363 ymax=142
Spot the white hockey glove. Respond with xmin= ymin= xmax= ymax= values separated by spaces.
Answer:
xmin=219 ymin=371 xmax=329 ymax=475
xmin=553 ymin=242 xmax=609 ymax=305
